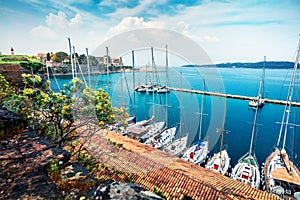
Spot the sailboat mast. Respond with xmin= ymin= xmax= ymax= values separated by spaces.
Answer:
xmin=180 ymin=72 xmax=183 ymax=138
xmin=132 ymin=50 xmax=136 ymax=118
xmin=219 ymin=97 xmax=227 ymax=163
xmin=106 ymin=47 xmax=110 ymax=93
xmin=282 ymin=36 xmax=300 ymax=149
xmin=261 ymin=56 xmax=266 ymax=98
xmin=276 ymin=36 xmax=300 ymax=148
xmin=72 ymin=46 xmax=77 ymax=77
xmin=151 ymin=47 xmax=155 ymax=120
xmin=165 ymin=45 xmax=169 ymax=128
xmin=249 ymin=98 xmax=259 ymax=156
xmin=249 ymin=57 xmax=265 ymax=155
xmin=199 ymin=79 xmax=205 ymax=141
xmin=67 ymin=38 xmax=75 ymax=79
xmin=86 ymin=48 xmax=91 ymax=88
xmin=146 ymin=63 xmax=148 ymax=85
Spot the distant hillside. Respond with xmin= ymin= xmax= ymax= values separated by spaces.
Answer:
xmin=182 ymin=61 xmax=295 ymax=69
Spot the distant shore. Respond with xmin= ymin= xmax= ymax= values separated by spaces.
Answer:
xmin=182 ymin=61 xmax=295 ymax=69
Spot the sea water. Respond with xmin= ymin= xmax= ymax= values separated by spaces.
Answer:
xmin=50 ymin=67 xmax=300 ymax=168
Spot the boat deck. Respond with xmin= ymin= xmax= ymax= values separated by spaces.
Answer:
xmin=271 ymin=168 xmax=300 ymax=185
xmin=264 ymin=149 xmax=300 ymax=190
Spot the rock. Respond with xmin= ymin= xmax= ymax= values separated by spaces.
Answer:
xmin=93 ymin=181 xmax=163 ymax=200
xmin=52 ymin=146 xmax=71 ymax=164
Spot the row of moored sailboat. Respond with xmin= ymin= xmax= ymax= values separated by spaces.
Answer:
xmin=112 ymin=38 xmax=300 ymax=199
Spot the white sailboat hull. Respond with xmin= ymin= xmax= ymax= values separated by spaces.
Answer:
xmin=181 ymin=140 xmax=209 ymax=165
xmin=140 ymin=121 xmax=165 ymax=142
xmin=205 ymin=149 xmax=230 ymax=175
xmin=145 ymin=126 xmax=177 ymax=149
xmin=231 ymin=153 xmax=260 ymax=189
xmin=163 ymin=135 xmax=188 ymax=157
xmin=249 ymin=98 xmax=264 ymax=108
xmin=264 ymin=149 xmax=300 ymax=198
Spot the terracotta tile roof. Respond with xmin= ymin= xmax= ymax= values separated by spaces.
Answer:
xmin=79 ymin=128 xmax=281 ymax=200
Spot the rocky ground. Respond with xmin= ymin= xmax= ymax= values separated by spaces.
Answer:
xmin=0 ymin=130 xmax=163 ymax=199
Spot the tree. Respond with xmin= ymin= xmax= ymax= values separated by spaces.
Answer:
xmin=19 ymin=60 xmax=43 ymax=73
xmin=0 ymin=74 xmax=13 ymax=106
xmin=52 ymin=51 xmax=68 ymax=63
xmin=78 ymin=54 xmax=87 ymax=64
xmin=47 ymin=53 xmax=51 ymax=61
xmin=0 ymin=73 xmax=126 ymax=147
xmin=89 ymin=55 xmax=99 ymax=66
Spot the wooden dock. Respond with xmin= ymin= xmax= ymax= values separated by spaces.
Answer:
xmin=168 ymin=87 xmax=300 ymax=107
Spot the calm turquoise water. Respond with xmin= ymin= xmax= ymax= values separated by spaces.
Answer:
xmin=50 ymin=67 xmax=300 ymax=168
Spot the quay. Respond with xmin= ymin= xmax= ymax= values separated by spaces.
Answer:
xmin=168 ymin=87 xmax=300 ymax=107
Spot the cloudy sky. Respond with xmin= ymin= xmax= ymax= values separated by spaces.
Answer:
xmin=1 ymin=0 xmax=299 ymax=64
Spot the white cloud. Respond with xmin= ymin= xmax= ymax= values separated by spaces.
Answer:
xmin=46 ymin=11 xmax=69 ymax=30
xmin=45 ymin=11 xmax=82 ymax=30
xmin=62 ymin=0 xmax=91 ymax=3
xmin=70 ymin=13 xmax=82 ymax=27
xmin=30 ymin=25 xmax=58 ymax=40
xmin=108 ymin=17 xmax=165 ymax=35
xmin=106 ymin=0 xmax=167 ymax=20
xmin=3 ymin=0 xmax=299 ymax=62
xmin=99 ymin=0 xmax=128 ymax=7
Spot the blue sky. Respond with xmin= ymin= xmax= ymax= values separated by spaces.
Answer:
xmin=1 ymin=0 xmax=299 ymax=64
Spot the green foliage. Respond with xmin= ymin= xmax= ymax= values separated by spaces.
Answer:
xmin=113 ymin=107 xmax=130 ymax=127
xmin=47 ymin=53 xmax=51 ymax=61
xmin=0 ymin=55 xmax=43 ymax=73
xmin=153 ymin=187 xmax=166 ymax=199
xmin=95 ymin=88 xmax=114 ymax=127
xmin=117 ymin=143 xmax=123 ymax=148
xmin=52 ymin=51 xmax=68 ymax=63
xmin=88 ymin=55 xmax=99 ymax=66
xmin=125 ymin=176 xmax=135 ymax=183
xmin=47 ymin=158 xmax=64 ymax=181
xmin=0 ymin=74 xmax=13 ymax=106
xmin=20 ymin=60 xmax=43 ymax=73
xmin=78 ymin=54 xmax=87 ymax=64
xmin=77 ymin=153 xmax=98 ymax=172
xmin=1 ymin=73 xmax=128 ymax=146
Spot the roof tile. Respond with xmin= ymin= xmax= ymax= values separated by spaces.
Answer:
xmin=79 ymin=128 xmax=282 ymax=200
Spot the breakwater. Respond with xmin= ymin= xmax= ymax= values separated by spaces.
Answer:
xmin=168 ymin=87 xmax=300 ymax=107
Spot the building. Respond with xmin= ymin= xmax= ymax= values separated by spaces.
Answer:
xmin=10 ymin=47 xmax=14 ymax=55
xmin=37 ymin=53 xmax=47 ymax=61
xmin=98 ymin=55 xmax=123 ymax=67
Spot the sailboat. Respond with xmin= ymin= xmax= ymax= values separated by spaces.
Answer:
xmin=163 ymin=125 xmax=187 ymax=156
xmin=231 ymin=78 xmax=262 ymax=188
xmin=143 ymin=45 xmax=176 ymax=149
xmin=139 ymin=47 xmax=166 ymax=142
xmin=163 ymin=72 xmax=187 ymax=156
xmin=205 ymin=98 xmax=230 ymax=175
xmin=181 ymin=79 xmax=209 ymax=165
xmin=157 ymin=47 xmax=169 ymax=93
xmin=249 ymin=57 xmax=266 ymax=108
xmin=135 ymin=62 xmax=151 ymax=92
xmin=263 ymin=36 xmax=300 ymax=198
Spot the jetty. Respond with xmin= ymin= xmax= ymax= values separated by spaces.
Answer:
xmin=168 ymin=87 xmax=300 ymax=107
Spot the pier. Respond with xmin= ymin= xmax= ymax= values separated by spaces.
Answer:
xmin=168 ymin=87 xmax=300 ymax=107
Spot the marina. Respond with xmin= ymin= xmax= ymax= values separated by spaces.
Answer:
xmin=2 ymin=0 xmax=300 ymax=198
xmin=49 ymin=44 xmax=300 ymax=198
